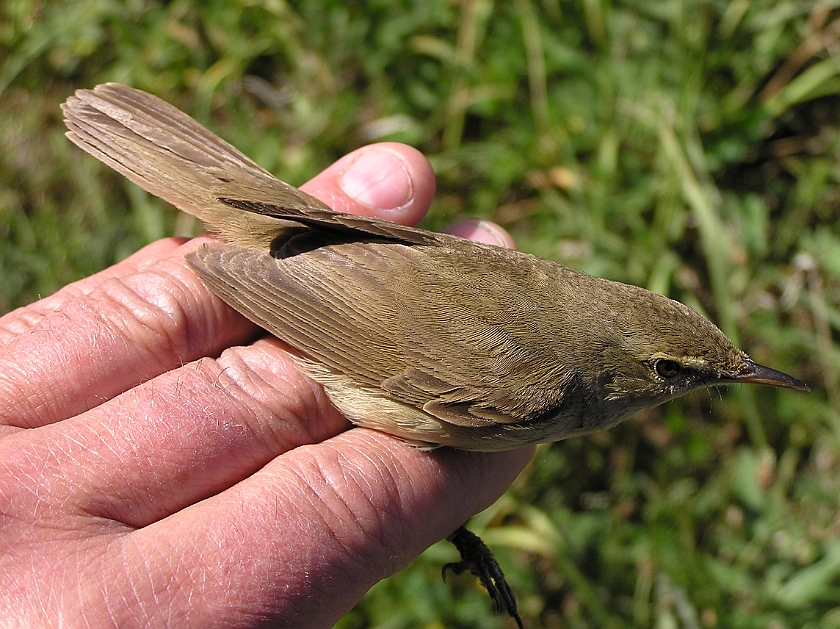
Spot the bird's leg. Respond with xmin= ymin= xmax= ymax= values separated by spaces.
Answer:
xmin=443 ymin=525 xmax=524 ymax=629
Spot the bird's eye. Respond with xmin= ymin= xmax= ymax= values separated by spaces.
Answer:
xmin=655 ymin=359 xmax=681 ymax=378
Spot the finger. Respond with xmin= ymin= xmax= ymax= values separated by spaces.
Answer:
xmin=300 ymin=142 xmax=436 ymax=226
xmin=0 ymin=237 xmax=259 ymax=431
xmin=88 ymin=431 xmax=533 ymax=628
xmin=441 ymin=218 xmax=518 ymax=249
xmin=0 ymin=238 xmax=187 ymax=346
xmin=0 ymin=143 xmax=436 ymax=430
xmin=1 ymin=337 xmax=351 ymax=528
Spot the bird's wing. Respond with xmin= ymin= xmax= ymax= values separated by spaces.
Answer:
xmin=187 ymin=240 xmax=570 ymax=428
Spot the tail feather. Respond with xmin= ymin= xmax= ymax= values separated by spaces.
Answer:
xmin=61 ymin=83 xmax=315 ymax=233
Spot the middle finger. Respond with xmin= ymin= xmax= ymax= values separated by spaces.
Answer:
xmin=2 ymin=337 xmax=350 ymax=528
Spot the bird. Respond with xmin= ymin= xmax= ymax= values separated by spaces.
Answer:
xmin=61 ymin=83 xmax=808 ymax=627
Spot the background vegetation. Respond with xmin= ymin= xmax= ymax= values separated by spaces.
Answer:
xmin=2 ymin=0 xmax=839 ymax=627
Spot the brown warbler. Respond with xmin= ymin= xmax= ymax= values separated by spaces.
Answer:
xmin=62 ymin=83 xmax=808 ymax=627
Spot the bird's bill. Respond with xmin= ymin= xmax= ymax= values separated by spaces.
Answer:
xmin=730 ymin=359 xmax=810 ymax=391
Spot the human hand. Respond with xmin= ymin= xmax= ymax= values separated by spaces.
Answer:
xmin=0 ymin=143 xmax=533 ymax=628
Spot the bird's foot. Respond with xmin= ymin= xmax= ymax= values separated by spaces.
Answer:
xmin=443 ymin=524 xmax=524 ymax=629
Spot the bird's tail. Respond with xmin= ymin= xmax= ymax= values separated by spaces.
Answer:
xmin=61 ymin=83 xmax=329 ymax=245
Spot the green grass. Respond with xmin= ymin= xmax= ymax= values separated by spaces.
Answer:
xmin=2 ymin=1 xmax=839 ymax=627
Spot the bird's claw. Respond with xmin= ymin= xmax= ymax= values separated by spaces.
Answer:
xmin=444 ymin=525 xmax=524 ymax=629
